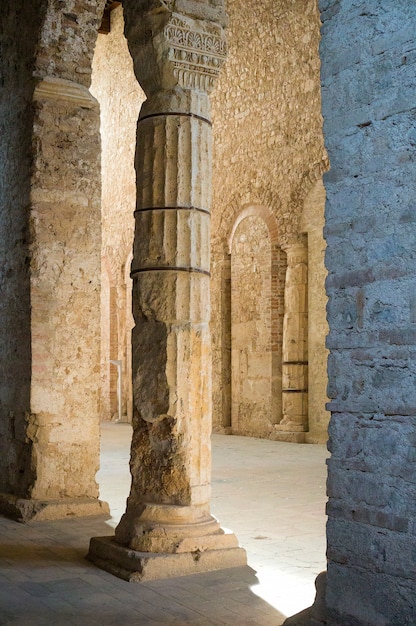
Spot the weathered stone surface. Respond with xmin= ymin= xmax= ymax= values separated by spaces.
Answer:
xmin=0 ymin=0 xmax=44 ymax=498
xmin=210 ymin=0 xmax=328 ymax=440
xmin=88 ymin=535 xmax=246 ymax=582
xmin=89 ymin=2 xmax=246 ymax=580
xmin=0 ymin=493 xmax=109 ymax=523
xmin=0 ymin=0 xmax=107 ymax=515
xmin=321 ymin=1 xmax=416 ymax=624
xmin=278 ymin=240 xmax=309 ymax=432
xmin=35 ymin=0 xmax=106 ymax=87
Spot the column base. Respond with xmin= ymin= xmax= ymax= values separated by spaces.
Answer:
xmin=275 ymin=421 xmax=308 ymax=433
xmin=0 ymin=492 xmax=110 ymax=523
xmin=271 ymin=429 xmax=307 ymax=443
xmin=88 ymin=530 xmax=247 ymax=582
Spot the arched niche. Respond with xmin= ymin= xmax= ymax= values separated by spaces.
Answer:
xmin=228 ymin=206 xmax=286 ymax=438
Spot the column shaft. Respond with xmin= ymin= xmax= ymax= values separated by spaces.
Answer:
xmin=118 ymin=93 xmax=214 ymax=539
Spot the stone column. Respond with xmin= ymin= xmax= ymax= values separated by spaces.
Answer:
xmin=275 ymin=237 xmax=309 ymax=435
xmin=88 ymin=2 xmax=246 ymax=582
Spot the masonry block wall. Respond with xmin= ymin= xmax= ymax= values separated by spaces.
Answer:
xmin=211 ymin=0 xmax=328 ymax=441
xmin=0 ymin=1 xmax=108 ymax=517
xmin=321 ymin=1 xmax=416 ymax=623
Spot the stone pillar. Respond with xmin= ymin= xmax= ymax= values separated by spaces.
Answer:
xmin=276 ymin=237 xmax=308 ymax=436
xmin=0 ymin=75 xmax=109 ymax=522
xmin=88 ymin=2 xmax=246 ymax=582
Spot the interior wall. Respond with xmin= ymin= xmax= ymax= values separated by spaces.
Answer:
xmin=210 ymin=0 xmax=327 ymax=437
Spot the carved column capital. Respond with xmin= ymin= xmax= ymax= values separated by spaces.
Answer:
xmin=123 ymin=2 xmax=227 ymax=96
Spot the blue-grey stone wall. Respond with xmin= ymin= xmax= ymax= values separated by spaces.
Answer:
xmin=320 ymin=1 xmax=416 ymax=624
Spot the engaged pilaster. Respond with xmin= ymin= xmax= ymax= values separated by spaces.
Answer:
xmin=88 ymin=1 xmax=246 ymax=581
xmin=276 ymin=238 xmax=309 ymax=434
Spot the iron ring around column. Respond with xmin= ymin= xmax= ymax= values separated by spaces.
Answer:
xmin=138 ymin=111 xmax=212 ymax=126
xmin=134 ymin=206 xmax=211 ymax=217
xmin=131 ymin=266 xmax=211 ymax=278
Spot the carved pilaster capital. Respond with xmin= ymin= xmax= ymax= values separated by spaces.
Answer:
xmin=123 ymin=1 xmax=227 ymax=96
xmin=281 ymin=235 xmax=308 ymax=263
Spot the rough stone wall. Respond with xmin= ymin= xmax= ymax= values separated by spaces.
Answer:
xmin=211 ymin=0 xmax=327 ymax=437
xmin=211 ymin=0 xmax=325 ymax=218
xmin=321 ymin=1 xmax=416 ymax=623
xmin=91 ymin=6 xmax=145 ymax=421
xmin=35 ymin=0 xmax=104 ymax=87
xmin=0 ymin=0 xmax=47 ymax=495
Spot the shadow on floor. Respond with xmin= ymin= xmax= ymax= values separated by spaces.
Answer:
xmin=0 ymin=515 xmax=287 ymax=626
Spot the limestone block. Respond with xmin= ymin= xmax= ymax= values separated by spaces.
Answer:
xmin=247 ymin=352 xmax=272 ymax=380
xmin=27 ymin=92 xmax=102 ymax=502
xmin=279 ymin=390 xmax=308 ymax=432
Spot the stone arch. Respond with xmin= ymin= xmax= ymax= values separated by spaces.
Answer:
xmin=290 ymin=158 xmax=330 ymax=217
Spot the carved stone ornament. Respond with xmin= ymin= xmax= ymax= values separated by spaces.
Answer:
xmin=164 ymin=15 xmax=227 ymax=91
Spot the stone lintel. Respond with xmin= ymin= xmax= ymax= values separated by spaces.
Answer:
xmin=33 ymin=76 xmax=98 ymax=109
xmin=87 ymin=534 xmax=247 ymax=582
xmin=0 ymin=493 xmax=109 ymax=523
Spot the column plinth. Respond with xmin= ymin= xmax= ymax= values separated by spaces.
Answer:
xmin=88 ymin=3 xmax=246 ymax=581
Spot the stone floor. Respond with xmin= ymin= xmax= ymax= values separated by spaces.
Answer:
xmin=0 ymin=424 xmax=328 ymax=626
